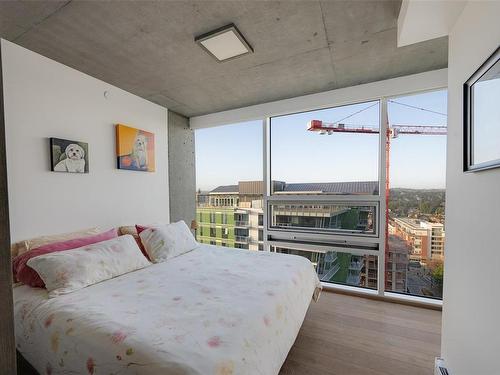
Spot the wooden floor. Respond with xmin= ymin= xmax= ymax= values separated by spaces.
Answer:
xmin=279 ymin=292 xmax=441 ymax=375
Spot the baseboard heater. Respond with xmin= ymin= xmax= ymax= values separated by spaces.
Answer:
xmin=435 ymin=357 xmax=450 ymax=375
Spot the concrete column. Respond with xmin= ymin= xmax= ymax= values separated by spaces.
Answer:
xmin=167 ymin=111 xmax=195 ymax=229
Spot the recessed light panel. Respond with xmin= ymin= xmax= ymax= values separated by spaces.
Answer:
xmin=195 ymin=24 xmax=253 ymax=62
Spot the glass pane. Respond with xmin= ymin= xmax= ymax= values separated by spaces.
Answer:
xmin=386 ymin=90 xmax=447 ymax=299
xmin=195 ymin=121 xmax=263 ymax=250
xmin=269 ymin=202 xmax=377 ymax=236
xmin=272 ymin=246 xmax=377 ymax=289
xmin=270 ymin=101 xmax=380 ymax=195
xmin=472 ymin=59 xmax=500 ymax=165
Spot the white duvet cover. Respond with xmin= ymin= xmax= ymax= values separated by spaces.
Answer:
xmin=14 ymin=244 xmax=321 ymax=375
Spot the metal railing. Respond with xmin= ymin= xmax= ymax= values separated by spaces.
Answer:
xmin=234 ymin=221 xmax=250 ymax=227
xmin=234 ymin=236 xmax=250 ymax=243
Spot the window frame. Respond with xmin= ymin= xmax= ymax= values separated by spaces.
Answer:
xmin=263 ymin=89 xmax=445 ymax=303
xmin=192 ymin=71 xmax=447 ymax=305
xmin=263 ymin=98 xmax=387 ymax=295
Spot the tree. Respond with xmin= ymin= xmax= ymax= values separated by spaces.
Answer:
xmin=431 ymin=263 xmax=444 ymax=286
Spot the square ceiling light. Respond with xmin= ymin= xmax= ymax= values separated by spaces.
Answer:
xmin=195 ymin=24 xmax=253 ymax=62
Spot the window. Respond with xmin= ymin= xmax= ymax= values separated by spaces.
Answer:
xmin=270 ymin=101 xmax=380 ymax=195
xmin=386 ymin=90 xmax=447 ymax=299
xmin=267 ymin=101 xmax=381 ymax=289
xmin=195 ymin=88 xmax=446 ymax=301
xmin=269 ymin=202 xmax=377 ymax=236
xmin=272 ymin=246 xmax=378 ymax=290
xmin=195 ymin=120 xmax=263 ymax=251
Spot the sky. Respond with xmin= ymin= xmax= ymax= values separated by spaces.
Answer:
xmin=473 ymin=78 xmax=500 ymax=164
xmin=195 ymin=90 xmax=447 ymax=191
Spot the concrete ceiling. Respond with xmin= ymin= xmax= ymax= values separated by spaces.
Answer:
xmin=0 ymin=1 xmax=447 ymax=117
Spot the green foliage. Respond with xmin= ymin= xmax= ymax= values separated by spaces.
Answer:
xmin=432 ymin=263 xmax=444 ymax=285
xmin=389 ymin=188 xmax=445 ymax=218
xmin=330 ymin=253 xmax=350 ymax=283
xmin=340 ymin=209 xmax=360 ymax=230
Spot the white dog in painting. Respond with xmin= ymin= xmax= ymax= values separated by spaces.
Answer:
xmin=131 ymin=134 xmax=148 ymax=169
xmin=54 ymin=144 xmax=86 ymax=173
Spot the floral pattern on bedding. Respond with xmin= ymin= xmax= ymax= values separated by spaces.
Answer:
xmin=14 ymin=245 xmax=321 ymax=375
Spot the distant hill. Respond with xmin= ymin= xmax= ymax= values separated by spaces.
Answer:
xmin=389 ymin=188 xmax=445 ymax=220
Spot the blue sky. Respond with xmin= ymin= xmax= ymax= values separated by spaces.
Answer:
xmin=196 ymin=90 xmax=447 ymax=191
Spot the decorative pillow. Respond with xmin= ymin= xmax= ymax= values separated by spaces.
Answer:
xmin=118 ymin=225 xmax=148 ymax=258
xmin=139 ymin=221 xmax=198 ymax=263
xmin=118 ymin=226 xmax=138 ymax=237
xmin=22 ymin=227 xmax=101 ymax=254
xmin=133 ymin=224 xmax=162 ymax=261
xmin=13 ymin=228 xmax=118 ymax=287
xmin=27 ymin=235 xmax=151 ymax=297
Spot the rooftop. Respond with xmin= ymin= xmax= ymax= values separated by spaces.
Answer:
xmin=208 ymin=181 xmax=379 ymax=195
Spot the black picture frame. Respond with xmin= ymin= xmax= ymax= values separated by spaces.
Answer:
xmin=49 ymin=137 xmax=89 ymax=173
xmin=463 ymin=46 xmax=500 ymax=172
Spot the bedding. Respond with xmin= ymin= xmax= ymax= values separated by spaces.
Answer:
xmin=14 ymin=244 xmax=321 ymax=375
xmin=13 ymin=228 xmax=119 ymax=287
xmin=15 ymin=227 xmax=101 ymax=256
xmin=27 ymin=235 xmax=151 ymax=297
xmin=139 ymin=221 xmax=198 ymax=263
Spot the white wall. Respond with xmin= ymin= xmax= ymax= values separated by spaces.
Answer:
xmin=441 ymin=2 xmax=500 ymax=374
xmin=1 ymin=40 xmax=169 ymax=242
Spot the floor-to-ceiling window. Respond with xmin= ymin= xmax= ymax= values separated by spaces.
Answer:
xmin=267 ymin=101 xmax=382 ymax=289
xmin=194 ymin=88 xmax=447 ymax=301
xmin=195 ymin=120 xmax=263 ymax=250
xmin=385 ymin=90 xmax=447 ymax=299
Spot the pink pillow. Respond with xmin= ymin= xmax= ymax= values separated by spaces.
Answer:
xmin=135 ymin=225 xmax=151 ymax=260
xmin=13 ymin=228 xmax=118 ymax=288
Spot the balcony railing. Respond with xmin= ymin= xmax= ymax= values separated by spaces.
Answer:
xmin=234 ymin=236 xmax=250 ymax=243
xmin=320 ymin=263 xmax=340 ymax=281
xmin=234 ymin=221 xmax=249 ymax=227
xmin=349 ymin=261 xmax=364 ymax=271
xmin=346 ymin=274 xmax=361 ymax=285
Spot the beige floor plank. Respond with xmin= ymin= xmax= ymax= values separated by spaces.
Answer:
xmin=280 ymin=292 xmax=441 ymax=375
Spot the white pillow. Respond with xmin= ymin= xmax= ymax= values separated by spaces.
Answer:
xmin=139 ymin=221 xmax=199 ymax=263
xmin=27 ymin=235 xmax=151 ymax=297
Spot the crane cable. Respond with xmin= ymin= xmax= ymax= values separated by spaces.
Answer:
xmin=330 ymin=100 xmax=447 ymax=126
xmin=388 ymin=100 xmax=448 ymax=117
xmin=331 ymin=102 xmax=379 ymax=124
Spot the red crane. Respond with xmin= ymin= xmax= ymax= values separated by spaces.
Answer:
xmin=307 ymin=119 xmax=446 ymax=283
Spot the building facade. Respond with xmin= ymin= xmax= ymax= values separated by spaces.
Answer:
xmin=393 ymin=217 xmax=445 ymax=263
xmin=196 ymin=180 xmax=406 ymax=292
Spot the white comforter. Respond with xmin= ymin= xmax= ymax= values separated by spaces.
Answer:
xmin=14 ymin=244 xmax=321 ymax=375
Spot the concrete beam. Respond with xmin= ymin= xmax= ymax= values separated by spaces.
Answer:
xmin=398 ymin=0 xmax=466 ymax=47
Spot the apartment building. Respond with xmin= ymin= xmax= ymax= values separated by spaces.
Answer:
xmin=197 ymin=180 xmax=402 ymax=291
xmin=393 ymin=217 xmax=445 ymax=263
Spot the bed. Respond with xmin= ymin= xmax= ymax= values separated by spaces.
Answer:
xmin=14 ymin=244 xmax=321 ymax=375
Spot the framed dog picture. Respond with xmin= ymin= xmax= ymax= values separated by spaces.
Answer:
xmin=50 ymin=138 xmax=89 ymax=173
xmin=116 ymin=124 xmax=155 ymax=172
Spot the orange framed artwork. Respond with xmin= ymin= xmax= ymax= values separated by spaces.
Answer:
xmin=116 ymin=124 xmax=155 ymax=172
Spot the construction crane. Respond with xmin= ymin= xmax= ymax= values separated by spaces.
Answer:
xmin=306 ymin=119 xmax=447 ymax=270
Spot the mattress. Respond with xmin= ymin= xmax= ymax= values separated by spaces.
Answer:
xmin=14 ymin=244 xmax=321 ymax=375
